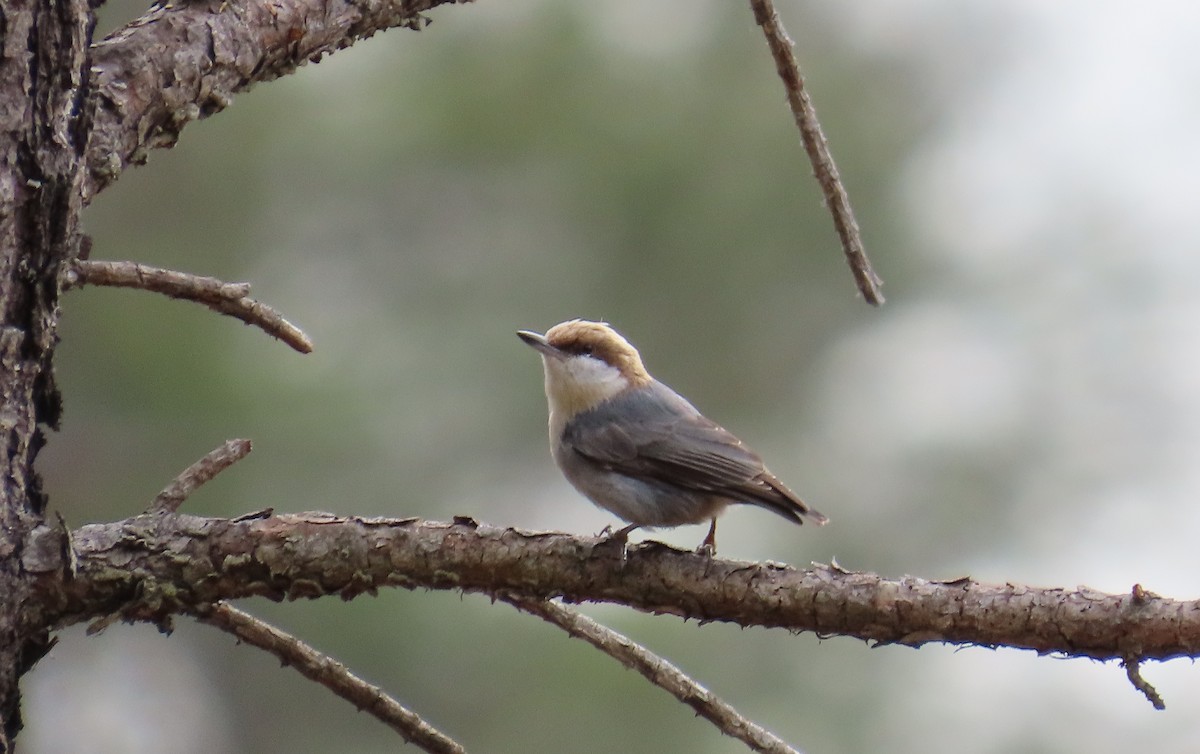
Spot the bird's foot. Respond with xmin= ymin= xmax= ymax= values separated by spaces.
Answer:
xmin=595 ymin=523 xmax=639 ymax=561
xmin=600 ymin=523 xmax=639 ymax=544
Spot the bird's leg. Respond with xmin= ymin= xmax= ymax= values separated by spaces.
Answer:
xmin=696 ymin=518 xmax=718 ymax=556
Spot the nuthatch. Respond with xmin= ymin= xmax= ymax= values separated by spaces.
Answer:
xmin=518 ymin=319 xmax=827 ymax=553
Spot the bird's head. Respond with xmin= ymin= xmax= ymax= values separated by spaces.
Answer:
xmin=517 ymin=319 xmax=652 ymax=420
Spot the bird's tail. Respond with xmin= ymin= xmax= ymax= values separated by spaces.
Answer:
xmin=754 ymin=473 xmax=829 ymax=526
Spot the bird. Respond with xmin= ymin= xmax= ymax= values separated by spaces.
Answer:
xmin=517 ymin=319 xmax=827 ymax=553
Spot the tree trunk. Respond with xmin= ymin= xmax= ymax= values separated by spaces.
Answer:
xmin=0 ymin=0 xmax=92 ymax=747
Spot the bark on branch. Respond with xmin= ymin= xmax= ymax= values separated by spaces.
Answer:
xmin=22 ymin=513 xmax=1200 ymax=664
xmin=86 ymin=0 xmax=467 ymax=199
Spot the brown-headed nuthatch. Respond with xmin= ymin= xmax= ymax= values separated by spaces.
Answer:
xmin=518 ymin=319 xmax=827 ymax=553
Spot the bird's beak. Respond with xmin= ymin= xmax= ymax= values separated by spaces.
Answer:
xmin=517 ymin=329 xmax=565 ymax=360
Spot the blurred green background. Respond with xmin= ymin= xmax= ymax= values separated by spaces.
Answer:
xmin=24 ymin=1 xmax=1200 ymax=752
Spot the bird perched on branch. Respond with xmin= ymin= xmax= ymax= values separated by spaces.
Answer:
xmin=518 ymin=319 xmax=827 ymax=553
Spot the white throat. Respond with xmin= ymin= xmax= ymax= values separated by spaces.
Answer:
xmin=542 ymin=354 xmax=629 ymax=433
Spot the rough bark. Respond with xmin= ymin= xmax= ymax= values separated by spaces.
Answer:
xmin=22 ymin=513 xmax=1200 ymax=663
xmin=0 ymin=0 xmax=93 ymax=746
xmin=86 ymin=0 xmax=464 ymax=201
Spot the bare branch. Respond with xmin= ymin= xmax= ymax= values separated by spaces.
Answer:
xmin=748 ymin=0 xmax=885 ymax=306
xmin=149 ymin=439 xmax=254 ymax=514
xmin=504 ymin=596 xmax=800 ymax=754
xmin=64 ymin=260 xmax=314 ymax=353
xmin=86 ymin=0 xmax=468 ymax=198
xmin=197 ymin=602 xmax=465 ymax=753
xmin=25 ymin=514 xmax=1200 ymax=678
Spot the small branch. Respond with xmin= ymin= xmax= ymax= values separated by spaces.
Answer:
xmin=149 ymin=439 xmax=253 ymax=514
xmin=503 ymin=596 xmax=799 ymax=754
xmin=748 ymin=0 xmax=885 ymax=306
xmin=197 ymin=602 xmax=465 ymax=754
xmin=64 ymin=260 xmax=313 ymax=353
xmin=64 ymin=259 xmax=251 ymax=299
xmin=1123 ymin=659 xmax=1165 ymax=710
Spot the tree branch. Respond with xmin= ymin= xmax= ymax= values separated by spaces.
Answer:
xmin=149 ymin=439 xmax=254 ymax=513
xmin=503 ymin=596 xmax=800 ymax=754
xmin=22 ymin=513 xmax=1200 ymax=672
xmin=748 ymin=0 xmax=885 ymax=306
xmin=85 ymin=0 xmax=468 ymax=199
xmin=196 ymin=602 xmax=465 ymax=753
xmin=64 ymin=260 xmax=313 ymax=353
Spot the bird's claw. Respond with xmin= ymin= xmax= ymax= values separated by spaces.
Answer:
xmin=593 ymin=533 xmax=629 ymax=561
xmin=594 ymin=523 xmax=639 ymax=562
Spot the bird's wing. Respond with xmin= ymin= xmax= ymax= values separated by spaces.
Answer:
xmin=562 ymin=383 xmax=826 ymax=524
xmin=568 ymin=413 xmax=749 ymax=485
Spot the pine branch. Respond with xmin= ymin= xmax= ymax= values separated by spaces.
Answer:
xmin=23 ymin=513 xmax=1200 ymax=679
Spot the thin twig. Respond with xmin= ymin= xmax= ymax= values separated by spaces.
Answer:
xmin=197 ymin=602 xmax=466 ymax=754
xmin=149 ymin=439 xmax=253 ymax=513
xmin=748 ymin=0 xmax=884 ymax=306
xmin=1123 ymin=659 xmax=1165 ymax=710
xmin=64 ymin=259 xmax=314 ymax=353
xmin=502 ymin=596 xmax=800 ymax=754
